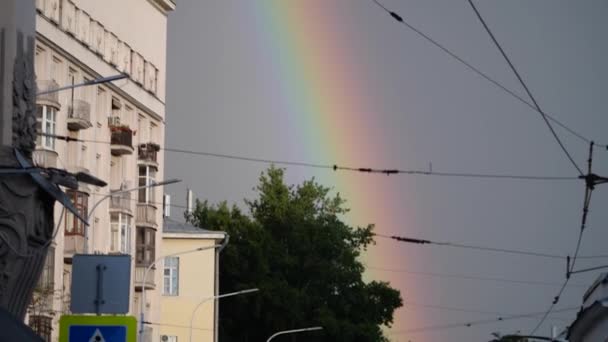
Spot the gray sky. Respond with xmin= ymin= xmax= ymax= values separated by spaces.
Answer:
xmin=164 ymin=1 xmax=608 ymax=340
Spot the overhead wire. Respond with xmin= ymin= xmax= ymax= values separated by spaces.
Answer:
xmin=387 ymin=306 xmax=578 ymax=335
xmin=40 ymin=133 xmax=577 ymax=181
xmin=367 ymin=265 xmax=588 ymax=288
xmin=466 ymin=0 xmax=583 ymax=175
xmin=369 ymin=0 xmax=605 ymax=151
xmin=373 ymin=233 xmax=608 ymax=260
xmin=529 ymin=142 xmax=595 ymax=335
xmin=407 ymin=302 xmax=572 ymax=322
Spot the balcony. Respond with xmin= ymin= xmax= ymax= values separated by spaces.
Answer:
xmin=110 ymin=126 xmax=134 ymax=156
xmin=134 ymin=266 xmax=155 ymax=290
xmin=138 ymin=143 xmax=160 ymax=168
xmin=136 ymin=203 xmax=157 ymax=228
xmin=110 ymin=191 xmax=132 ymax=213
xmin=32 ymin=149 xmax=58 ymax=168
xmin=67 ymin=99 xmax=92 ymax=131
xmin=64 ymin=235 xmax=85 ymax=261
xmin=36 ymin=80 xmax=61 ymax=109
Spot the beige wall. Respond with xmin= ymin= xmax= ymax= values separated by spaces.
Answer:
xmin=160 ymin=236 xmax=221 ymax=342
xmin=31 ymin=0 xmax=173 ymax=341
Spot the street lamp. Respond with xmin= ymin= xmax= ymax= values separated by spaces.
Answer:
xmin=85 ymin=178 xmax=181 ymax=253
xmin=36 ymin=73 xmax=128 ymax=95
xmin=138 ymin=236 xmax=230 ymax=342
xmin=266 ymin=327 xmax=324 ymax=342
xmin=188 ymin=288 xmax=259 ymax=342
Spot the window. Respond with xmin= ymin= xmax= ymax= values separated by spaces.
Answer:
xmin=67 ymin=67 xmax=80 ymax=106
xmin=136 ymin=227 xmax=155 ymax=266
xmin=38 ymin=247 xmax=55 ymax=291
xmin=36 ymin=105 xmax=57 ymax=150
xmin=137 ymin=115 xmax=146 ymax=144
xmin=138 ymin=166 xmax=156 ymax=204
xmin=34 ymin=247 xmax=55 ymax=314
xmin=163 ymin=257 xmax=179 ymax=296
xmin=110 ymin=213 xmax=132 ymax=254
xmin=51 ymin=56 xmax=62 ymax=85
xmin=149 ymin=121 xmax=157 ymax=143
xmin=124 ymin=105 xmax=133 ymax=128
xmin=97 ymin=87 xmax=107 ymax=123
xmin=35 ymin=45 xmax=48 ymax=79
xmin=65 ymin=191 xmax=88 ymax=236
xmin=29 ymin=315 xmax=52 ymax=341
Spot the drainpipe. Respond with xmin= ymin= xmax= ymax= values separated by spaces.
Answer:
xmin=214 ymin=234 xmax=229 ymax=342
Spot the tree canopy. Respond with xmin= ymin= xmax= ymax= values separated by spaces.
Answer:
xmin=187 ymin=166 xmax=403 ymax=341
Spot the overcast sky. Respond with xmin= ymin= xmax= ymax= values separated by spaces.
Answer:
xmin=164 ymin=1 xmax=608 ymax=340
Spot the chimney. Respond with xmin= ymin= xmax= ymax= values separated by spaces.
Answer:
xmin=163 ymin=194 xmax=171 ymax=217
xmin=186 ymin=189 xmax=193 ymax=214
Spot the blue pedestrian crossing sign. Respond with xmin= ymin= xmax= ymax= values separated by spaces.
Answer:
xmin=59 ymin=315 xmax=136 ymax=342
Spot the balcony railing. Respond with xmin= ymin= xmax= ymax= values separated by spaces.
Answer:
xmin=36 ymin=80 xmax=60 ymax=107
xmin=110 ymin=191 xmax=132 ymax=213
xmin=138 ymin=143 xmax=160 ymax=166
xmin=136 ymin=203 xmax=157 ymax=227
xmin=110 ymin=127 xmax=134 ymax=156
xmin=67 ymin=99 xmax=92 ymax=130
xmin=134 ymin=266 xmax=155 ymax=290
xmin=32 ymin=149 xmax=58 ymax=168
xmin=64 ymin=235 xmax=85 ymax=259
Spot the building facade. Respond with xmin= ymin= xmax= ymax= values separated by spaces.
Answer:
xmin=568 ymin=273 xmax=608 ymax=342
xmin=160 ymin=219 xmax=226 ymax=342
xmin=30 ymin=0 xmax=175 ymax=340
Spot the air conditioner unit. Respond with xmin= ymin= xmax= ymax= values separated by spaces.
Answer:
xmin=161 ymin=336 xmax=169 ymax=342
xmin=108 ymin=116 xmax=121 ymax=126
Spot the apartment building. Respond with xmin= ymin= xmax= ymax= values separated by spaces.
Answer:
xmin=30 ymin=0 xmax=175 ymax=340
xmin=160 ymin=219 xmax=226 ymax=342
xmin=567 ymin=273 xmax=608 ymax=341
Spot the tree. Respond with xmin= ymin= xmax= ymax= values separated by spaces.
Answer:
xmin=187 ymin=166 xmax=403 ymax=341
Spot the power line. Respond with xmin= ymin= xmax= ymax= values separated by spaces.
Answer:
xmin=387 ymin=307 xmax=578 ymax=335
xmin=466 ymin=0 xmax=583 ymax=176
xmin=143 ymin=321 xmax=213 ymax=332
xmin=373 ymin=233 xmax=608 ymax=260
xmin=369 ymin=0 xmax=606 ymax=151
xmin=367 ymin=266 xmax=588 ymax=288
xmin=40 ymin=133 xmax=578 ymax=181
xmin=407 ymin=302 xmax=572 ymax=322
xmin=529 ymin=142 xmax=597 ymax=335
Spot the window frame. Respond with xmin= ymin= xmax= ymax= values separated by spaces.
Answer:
xmin=65 ymin=190 xmax=88 ymax=236
xmin=36 ymin=105 xmax=57 ymax=150
xmin=138 ymin=165 xmax=156 ymax=204
xmin=110 ymin=212 xmax=132 ymax=254
xmin=136 ymin=226 xmax=156 ymax=267
xmin=163 ymin=256 xmax=179 ymax=296
xmin=38 ymin=246 xmax=55 ymax=291
xmin=29 ymin=315 xmax=52 ymax=341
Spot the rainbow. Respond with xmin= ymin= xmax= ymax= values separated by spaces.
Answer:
xmin=246 ymin=1 xmax=425 ymax=337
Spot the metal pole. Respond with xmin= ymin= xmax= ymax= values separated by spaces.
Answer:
xmin=188 ymin=288 xmax=258 ymax=342
xmin=266 ymin=327 xmax=323 ymax=342
xmin=36 ymin=74 xmax=128 ymax=95
xmin=138 ymin=236 xmax=229 ymax=342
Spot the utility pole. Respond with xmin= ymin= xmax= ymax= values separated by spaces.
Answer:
xmin=0 ymin=0 xmax=52 ymax=322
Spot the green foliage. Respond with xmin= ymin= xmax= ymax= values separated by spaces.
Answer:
xmin=187 ymin=166 xmax=403 ymax=341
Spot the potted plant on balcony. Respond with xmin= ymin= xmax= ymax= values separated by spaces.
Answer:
xmin=109 ymin=124 xmax=132 ymax=133
xmin=139 ymin=142 xmax=160 ymax=151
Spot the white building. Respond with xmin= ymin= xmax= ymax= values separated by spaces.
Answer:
xmin=567 ymin=273 xmax=608 ymax=341
xmin=30 ymin=0 xmax=175 ymax=340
